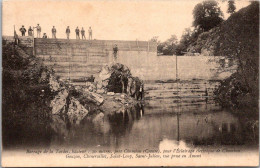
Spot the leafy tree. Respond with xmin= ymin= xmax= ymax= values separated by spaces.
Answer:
xmin=193 ymin=0 xmax=224 ymax=31
xmin=150 ymin=36 xmax=159 ymax=43
xmin=175 ymin=28 xmax=192 ymax=55
xmin=160 ymin=35 xmax=178 ymax=55
xmin=175 ymin=27 xmax=204 ymax=55
xmin=157 ymin=43 xmax=165 ymax=54
xmin=227 ymin=0 xmax=236 ymax=14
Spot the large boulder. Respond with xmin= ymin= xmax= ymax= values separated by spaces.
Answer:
xmin=81 ymin=89 xmax=104 ymax=106
xmin=50 ymin=89 xmax=68 ymax=114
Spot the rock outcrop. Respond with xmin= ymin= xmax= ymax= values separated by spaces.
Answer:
xmin=49 ymin=74 xmax=60 ymax=92
xmin=96 ymin=63 xmax=144 ymax=100
xmin=48 ymin=62 xmax=144 ymax=125
xmin=50 ymin=89 xmax=68 ymax=115
xmin=80 ymin=89 xmax=104 ymax=106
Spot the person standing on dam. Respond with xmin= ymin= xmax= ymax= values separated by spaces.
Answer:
xmin=75 ymin=27 xmax=80 ymax=39
xmin=35 ymin=24 xmax=41 ymax=38
xmin=66 ymin=26 xmax=70 ymax=39
xmin=28 ymin=26 xmax=33 ymax=36
xmin=113 ymin=44 xmax=118 ymax=63
xmin=52 ymin=26 xmax=57 ymax=39
xmin=19 ymin=25 xmax=26 ymax=36
xmin=88 ymin=27 xmax=92 ymax=40
xmin=81 ymin=27 xmax=86 ymax=40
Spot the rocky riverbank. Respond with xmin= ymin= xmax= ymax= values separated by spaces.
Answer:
xmin=2 ymin=41 xmax=144 ymax=139
xmin=49 ymin=78 xmax=140 ymax=124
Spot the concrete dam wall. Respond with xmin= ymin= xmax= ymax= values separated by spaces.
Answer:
xmin=33 ymin=38 xmax=157 ymax=81
xmin=3 ymin=36 xmax=234 ymax=81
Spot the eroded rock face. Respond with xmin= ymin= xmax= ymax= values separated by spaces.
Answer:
xmin=99 ymin=65 xmax=111 ymax=81
xmin=85 ymin=82 xmax=96 ymax=92
xmin=67 ymin=97 xmax=89 ymax=125
xmin=50 ymin=89 xmax=68 ymax=114
xmin=49 ymin=74 xmax=60 ymax=92
xmin=81 ymin=89 xmax=104 ymax=106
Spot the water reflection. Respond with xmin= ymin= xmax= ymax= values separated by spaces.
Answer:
xmin=48 ymin=103 xmax=145 ymax=149
xmin=47 ymin=102 xmax=254 ymax=150
xmin=2 ymin=83 xmax=258 ymax=150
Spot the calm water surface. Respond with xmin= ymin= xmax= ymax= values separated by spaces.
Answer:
xmin=3 ymin=80 xmax=258 ymax=152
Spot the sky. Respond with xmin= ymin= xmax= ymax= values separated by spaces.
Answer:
xmin=2 ymin=0 xmax=250 ymax=41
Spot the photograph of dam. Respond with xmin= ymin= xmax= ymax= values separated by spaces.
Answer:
xmin=1 ymin=0 xmax=259 ymax=167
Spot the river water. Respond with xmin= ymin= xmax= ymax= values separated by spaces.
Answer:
xmin=3 ymin=80 xmax=258 ymax=151
xmin=2 ymin=56 xmax=258 ymax=164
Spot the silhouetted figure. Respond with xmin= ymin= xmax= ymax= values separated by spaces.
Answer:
xmin=81 ymin=27 xmax=86 ymax=39
xmin=137 ymin=83 xmax=144 ymax=100
xmin=28 ymin=26 xmax=33 ymax=36
xmin=88 ymin=27 xmax=92 ymax=40
xmin=14 ymin=30 xmax=19 ymax=44
xmin=52 ymin=26 xmax=57 ymax=39
xmin=19 ymin=25 xmax=26 ymax=36
xmin=35 ymin=24 xmax=41 ymax=38
xmin=113 ymin=44 xmax=118 ymax=63
xmin=75 ymin=27 xmax=80 ymax=39
xmin=66 ymin=26 xmax=70 ymax=39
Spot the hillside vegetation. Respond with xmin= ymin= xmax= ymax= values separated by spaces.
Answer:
xmin=191 ymin=2 xmax=259 ymax=112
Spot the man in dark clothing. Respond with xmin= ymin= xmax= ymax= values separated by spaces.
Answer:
xmin=19 ymin=25 xmax=26 ymax=36
xmin=75 ymin=27 xmax=80 ymax=39
xmin=66 ymin=26 xmax=70 ymax=39
xmin=14 ymin=30 xmax=19 ymax=44
xmin=52 ymin=26 xmax=57 ymax=38
xmin=81 ymin=27 xmax=86 ymax=40
xmin=28 ymin=26 xmax=33 ymax=36
xmin=113 ymin=44 xmax=118 ymax=63
xmin=137 ymin=83 xmax=144 ymax=100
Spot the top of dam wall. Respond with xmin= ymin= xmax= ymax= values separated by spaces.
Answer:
xmin=34 ymin=38 xmax=157 ymax=52
xmin=3 ymin=36 xmax=157 ymax=52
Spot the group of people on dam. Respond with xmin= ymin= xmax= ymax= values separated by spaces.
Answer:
xmin=19 ymin=24 xmax=93 ymax=40
xmin=18 ymin=24 xmax=119 ymax=61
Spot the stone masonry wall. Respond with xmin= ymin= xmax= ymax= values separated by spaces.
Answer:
xmin=33 ymin=38 xmax=157 ymax=81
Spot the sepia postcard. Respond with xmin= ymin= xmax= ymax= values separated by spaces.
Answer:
xmin=1 ymin=0 xmax=259 ymax=167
